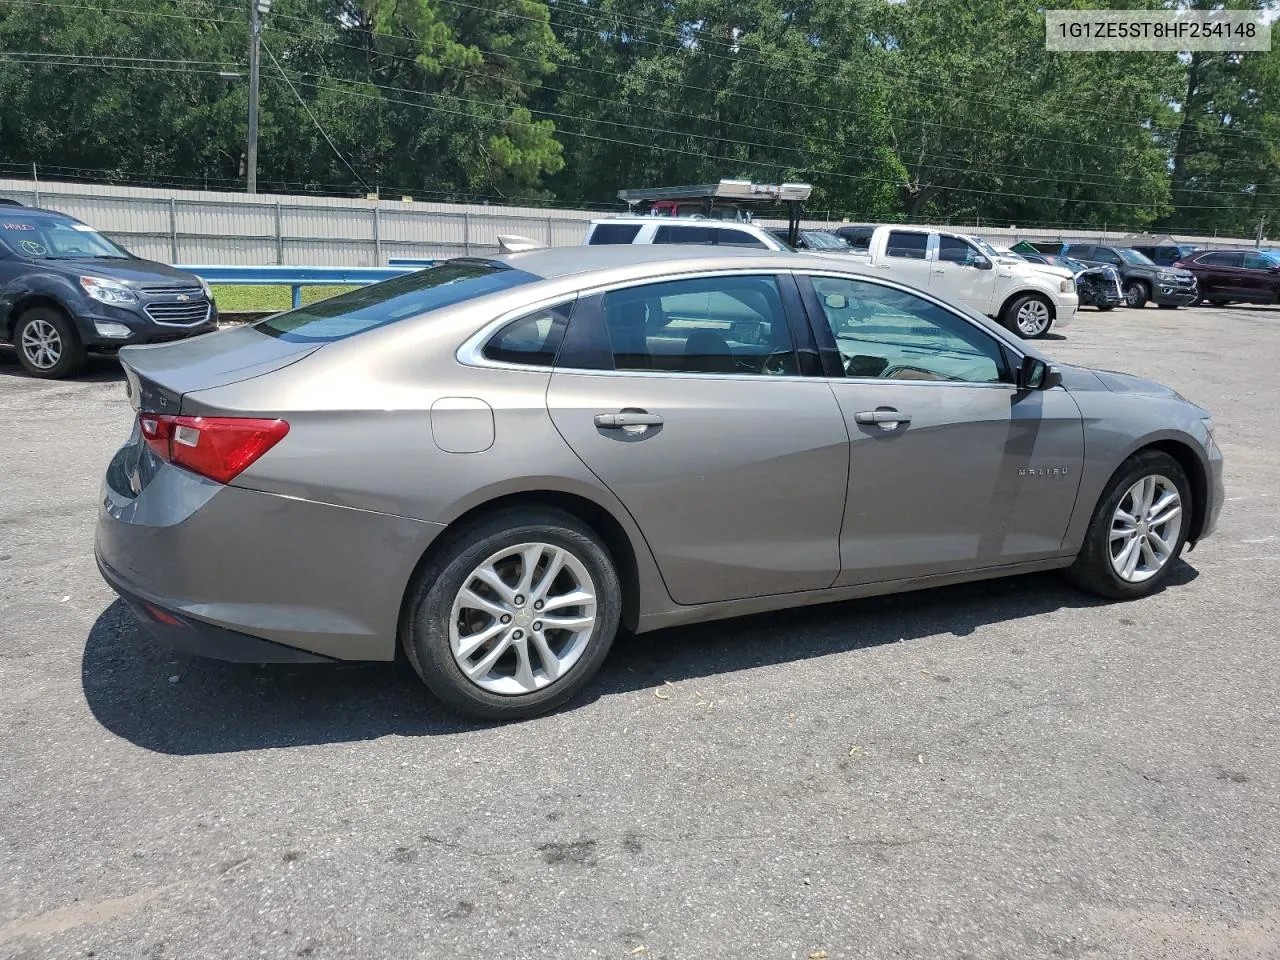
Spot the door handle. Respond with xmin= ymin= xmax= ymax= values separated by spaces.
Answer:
xmin=854 ymin=409 xmax=912 ymax=431
xmin=594 ymin=411 xmax=664 ymax=428
xmin=932 ymin=268 xmax=945 ymax=274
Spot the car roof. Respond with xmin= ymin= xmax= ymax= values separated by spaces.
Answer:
xmin=0 ymin=205 xmax=77 ymax=219
xmin=493 ymin=244 xmax=800 ymax=280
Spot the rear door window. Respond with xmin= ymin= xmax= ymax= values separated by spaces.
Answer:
xmin=600 ymin=275 xmax=797 ymax=376
xmin=653 ymin=225 xmax=716 ymax=245
xmin=1243 ymin=253 xmax=1274 ymax=270
xmin=715 ymin=229 xmax=767 ymax=248
xmin=1198 ymin=251 xmax=1242 ymax=267
xmin=885 ymin=231 xmax=928 ymax=260
xmin=588 ymin=223 xmax=642 ymax=245
xmin=256 ymin=260 xmax=540 ymax=343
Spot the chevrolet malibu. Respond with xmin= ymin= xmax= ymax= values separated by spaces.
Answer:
xmin=96 ymin=247 xmax=1223 ymax=720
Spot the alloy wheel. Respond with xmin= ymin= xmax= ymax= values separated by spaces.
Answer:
xmin=20 ymin=318 xmax=62 ymax=371
xmin=448 ymin=542 xmax=598 ymax=695
xmin=1016 ymin=299 xmax=1050 ymax=336
xmin=1109 ymin=474 xmax=1182 ymax=583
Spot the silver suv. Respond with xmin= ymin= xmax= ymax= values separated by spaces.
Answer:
xmin=583 ymin=217 xmax=791 ymax=250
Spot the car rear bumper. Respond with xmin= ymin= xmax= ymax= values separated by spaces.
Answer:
xmin=95 ymin=456 xmax=446 ymax=662
xmin=98 ymin=554 xmax=333 ymax=662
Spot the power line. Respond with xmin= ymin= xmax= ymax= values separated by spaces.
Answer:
xmin=433 ymin=0 xmax=1274 ymax=146
xmin=280 ymin=70 xmax=1245 ymax=210
xmin=0 ymin=46 xmax=1255 ymax=211
xmin=250 ymin=22 xmax=1279 ymax=202
xmin=260 ymin=39 xmax=370 ymax=192
xmin=0 ymin=55 xmax=236 ymax=75
xmin=0 ymin=51 xmax=239 ymax=65
xmin=2 ymin=0 xmax=243 ymax=25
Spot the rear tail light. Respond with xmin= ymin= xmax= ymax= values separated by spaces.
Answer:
xmin=139 ymin=414 xmax=289 ymax=484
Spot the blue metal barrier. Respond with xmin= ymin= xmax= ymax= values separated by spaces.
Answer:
xmin=387 ymin=257 xmax=439 ymax=268
xmin=180 ymin=264 xmax=434 ymax=309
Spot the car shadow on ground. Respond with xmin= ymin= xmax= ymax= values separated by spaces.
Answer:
xmin=82 ymin=563 xmax=1198 ymax=756
xmin=0 ymin=348 xmax=125 ymax=382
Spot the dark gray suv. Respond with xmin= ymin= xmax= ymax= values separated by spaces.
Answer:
xmin=0 ymin=203 xmax=217 ymax=378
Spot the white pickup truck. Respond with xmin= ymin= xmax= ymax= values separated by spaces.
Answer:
xmin=845 ymin=227 xmax=1077 ymax=338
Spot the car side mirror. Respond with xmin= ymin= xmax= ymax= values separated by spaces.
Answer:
xmin=973 ymin=255 xmax=992 ymax=270
xmin=1019 ymin=356 xmax=1062 ymax=390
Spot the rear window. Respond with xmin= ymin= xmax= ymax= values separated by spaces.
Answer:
xmin=886 ymin=231 xmax=927 ymax=260
xmin=653 ymin=225 xmax=716 ymax=245
xmin=715 ymin=229 xmax=767 ymax=248
xmin=588 ymin=223 xmax=642 ymax=245
xmin=256 ymin=261 xmax=539 ymax=343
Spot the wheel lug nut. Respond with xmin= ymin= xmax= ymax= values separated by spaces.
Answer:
xmin=500 ymin=614 xmax=511 ymax=624
xmin=512 ymin=629 xmax=523 ymax=640
xmin=514 ymin=595 xmax=525 ymax=606
xmin=532 ymin=621 xmax=542 ymax=631
xmin=533 ymin=600 xmax=543 ymax=610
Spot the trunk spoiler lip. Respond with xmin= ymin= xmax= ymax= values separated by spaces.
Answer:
xmin=119 ymin=334 xmax=322 ymax=415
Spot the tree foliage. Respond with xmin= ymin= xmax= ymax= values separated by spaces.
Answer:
xmin=0 ymin=0 xmax=1278 ymax=233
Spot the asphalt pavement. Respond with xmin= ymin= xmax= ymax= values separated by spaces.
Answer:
xmin=1 ymin=303 xmax=1278 ymax=959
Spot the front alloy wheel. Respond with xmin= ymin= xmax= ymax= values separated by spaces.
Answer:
xmin=1108 ymin=475 xmax=1182 ymax=583
xmin=13 ymin=307 xmax=86 ymax=379
xmin=20 ymin=317 xmax=62 ymax=371
xmin=1066 ymin=451 xmax=1191 ymax=600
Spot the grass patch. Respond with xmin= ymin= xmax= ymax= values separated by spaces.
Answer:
xmin=211 ymin=284 xmax=357 ymax=313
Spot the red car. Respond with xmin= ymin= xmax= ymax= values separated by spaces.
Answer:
xmin=1175 ymin=249 xmax=1280 ymax=305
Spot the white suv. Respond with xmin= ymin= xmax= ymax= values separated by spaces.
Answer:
xmin=583 ymin=217 xmax=792 ymax=250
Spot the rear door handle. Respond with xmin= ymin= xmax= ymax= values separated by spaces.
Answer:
xmin=594 ymin=412 xmax=664 ymax=428
xmin=932 ymin=268 xmax=945 ymax=274
xmin=854 ymin=409 xmax=912 ymax=430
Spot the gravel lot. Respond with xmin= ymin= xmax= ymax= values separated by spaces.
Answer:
xmin=1 ymin=304 xmax=1277 ymax=960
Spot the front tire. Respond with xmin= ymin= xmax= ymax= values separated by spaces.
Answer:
xmin=14 ymin=307 xmax=86 ymax=379
xmin=1123 ymin=281 xmax=1149 ymax=309
xmin=403 ymin=508 xmax=622 ymax=721
xmin=1157 ymin=304 xmax=1179 ymax=310
xmin=1065 ymin=451 xmax=1191 ymax=600
xmin=1096 ymin=304 xmax=1115 ymax=312
xmin=1002 ymin=294 xmax=1054 ymax=338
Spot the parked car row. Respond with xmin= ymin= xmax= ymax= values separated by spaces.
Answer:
xmin=6 ymin=192 xmax=1276 ymax=379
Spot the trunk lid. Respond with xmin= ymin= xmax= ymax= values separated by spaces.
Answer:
xmin=120 ymin=324 xmax=319 ymax=413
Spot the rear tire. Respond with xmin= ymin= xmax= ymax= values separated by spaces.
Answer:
xmin=1157 ymin=304 xmax=1179 ymax=310
xmin=13 ymin=306 xmax=85 ymax=379
xmin=1002 ymin=294 xmax=1054 ymax=338
xmin=402 ymin=507 xmax=622 ymax=721
xmin=1065 ymin=451 xmax=1192 ymax=600
xmin=1096 ymin=304 xmax=1115 ymax=312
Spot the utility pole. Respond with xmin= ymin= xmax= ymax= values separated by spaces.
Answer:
xmin=1255 ymin=215 xmax=1266 ymax=249
xmin=246 ymin=0 xmax=270 ymax=193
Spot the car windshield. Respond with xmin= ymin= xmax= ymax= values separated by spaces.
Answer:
xmin=256 ymin=260 xmax=541 ymax=343
xmin=1119 ymin=248 xmax=1155 ymax=265
xmin=0 ymin=215 xmax=132 ymax=259
xmin=967 ymin=236 xmax=1004 ymax=258
xmin=801 ymin=231 xmax=849 ymax=250
xmin=1063 ymin=257 xmax=1091 ymax=272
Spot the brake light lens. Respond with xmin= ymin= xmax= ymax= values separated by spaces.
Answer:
xmin=139 ymin=414 xmax=289 ymax=484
